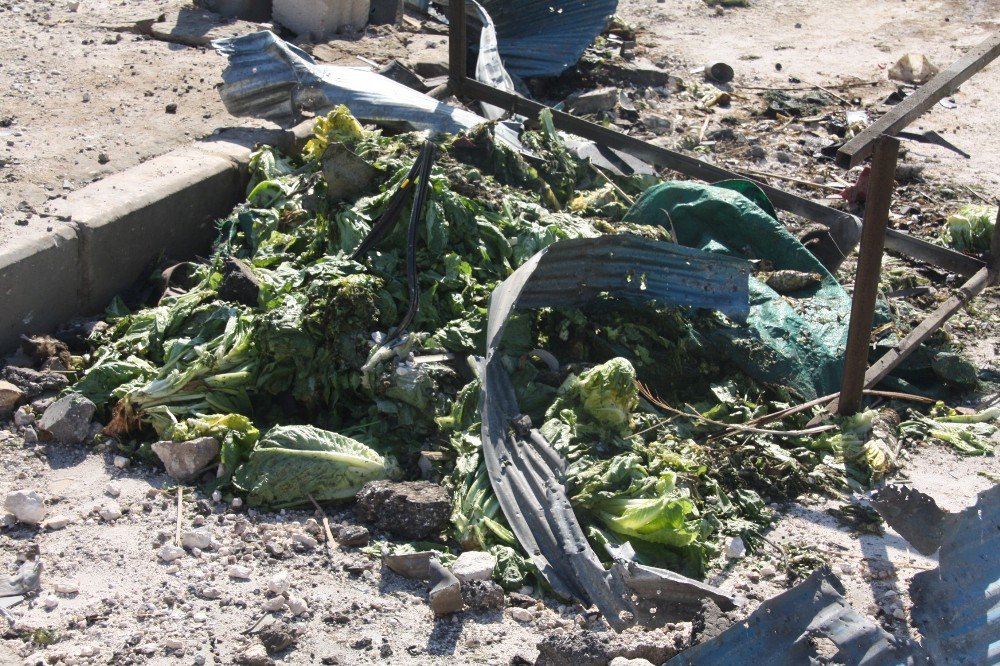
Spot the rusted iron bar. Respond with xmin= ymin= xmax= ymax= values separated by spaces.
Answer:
xmin=838 ymin=136 xmax=899 ymax=415
xmin=837 ymin=33 xmax=1000 ymax=169
xmin=447 ymin=0 xmax=467 ymax=89
xmin=885 ymin=228 xmax=985 ymax=278
xmin=990 ymin=204 xmax=1000 ymax=284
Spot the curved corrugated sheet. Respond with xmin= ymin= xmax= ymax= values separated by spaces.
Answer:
xmin=480 ymin=0 xmax=618 ymax=78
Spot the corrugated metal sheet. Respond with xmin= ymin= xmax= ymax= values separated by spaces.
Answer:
xmin=906 ymin=485 xmax=999 ymax=665
xmin=479 ymin=235 xmax=748 ymax=630
xmin=666 ymin=568 xmax=925 ymax=665
xmin=481 ymin=0 xmax=618 ymax=78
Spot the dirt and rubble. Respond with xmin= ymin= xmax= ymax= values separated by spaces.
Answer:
xmin=2 ymin=0 xmax=1000 ymax=664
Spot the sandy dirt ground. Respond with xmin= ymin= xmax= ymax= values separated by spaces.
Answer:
xmin=2 ymin=0 xmax=999 ymax=664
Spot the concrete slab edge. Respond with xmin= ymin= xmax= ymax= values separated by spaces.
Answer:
xmin=0 ymin=124 xmax=309 ymax=353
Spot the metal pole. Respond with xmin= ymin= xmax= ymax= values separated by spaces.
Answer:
xmin=990 ymin=204 xmax=1000 ymax=285
xmin=448 ymin=0 xmax=467 ymax=93
xmin=838 ymin=135 xmax=899 ymax=415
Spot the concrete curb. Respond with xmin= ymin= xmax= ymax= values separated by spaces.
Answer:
xmin=0 ymin=123 xmax=310 ymax=353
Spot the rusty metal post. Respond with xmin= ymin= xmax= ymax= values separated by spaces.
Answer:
xmin=838 ymin=135 xmax=900 ymax=415
xmin=990 ymin=204 xmax=1000 ymax=285
xmin=448 ymin=0 xmax=467 ymax=93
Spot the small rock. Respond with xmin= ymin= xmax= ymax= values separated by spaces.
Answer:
xmin=151 ymin=437 xmax=220 ymax=482
xmin=200 ymin=586 xmax=223 ymax=600
xmin=725 ymin=537 xmax=746 ymax=560
xmin=165 ymin=103 xmax=178 ymax=114
xmin=760 ymin=564 xmax=777 ymax=578
xmin=231 ymin=497 xmax=244 ymax=509
xmin=43 ymin=514 xmax=70 ymax=530
xmin=236 ymin=643 xmax=273 ymax=666
xmin=462 ymin=580 xmax=505 ymax=611
xmin=748 ymin=145 xmax=767 ymax=160
xmin=4 ymin=489 xmax=46 ymax=524
xmin=97 ymin=152 xmax=110 ymax=164
xmin=105 ymin=481 xmax=122 ymax=498
xmin=566 ymin=87 xmax=619 ymax=115
xmin=37 ymin=393 xmax=96 ymax=444
xmin=336 ymin=524 xmax=370 ymax=547
xmin=258 ymin=619 xmax=297 ymax=653
xmin=99 ymin=502 xmax=122 ymax=522
xmin=182 ymin=528 xmax=213 ymax=550
xmin=0 ymin=380 xmax=23 ymax=416
xmin=163 ymin=638 xmax=184 ymax=650
xmin=229 ymin=565 xmax=252 ymax=580
xmin=263 ymin=595 xmax=287 ymax=612
xmin=54 ymin=580 xmax=79 ymax=595
xmin=22 ymin=427 xmax=38 ymax=444
xmin=610 ymin=659 xmax=655 ymax=666
xmin=113 ymin=455 xmax=130 ymax=469
xmin=292 ymin=533 xmax=318 ymax=550
xmin=267 ymin=571 xmax=290 ymax=595
xmin=287 ymin=596 xmax=309 ymax=616
xmin=384 ymin=551 xmax=434 ymax=580
xmin=158 ymin=545 xmax=185 ymax=562
xmin=212 ymin=490 xmax=222 ymax=503
xmin=511 ymin=607 xmax=533 ymax=623
xmin=775 ymin=150 xmax=794 ymax=164
xmin=355 ymin=480 xmax=452 ymax=540
xmin=428 ymin=560 xmax=463 ymax=616
xmin=640 ymin=111 xmax=673 ymax=134
xmin=13 ymin=406 xmax=35 ymax=427
xmin=892 ymin=606 xmax=906 ymax=620
xmin=451 ymin=550 xmax=496 ymax=583
xmin=42 ymin=594 xmax=59 ymax=610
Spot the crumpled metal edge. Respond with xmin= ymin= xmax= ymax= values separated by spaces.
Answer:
xmin=479 ymin=235 xmax=749 ymax=630
xmin=666 ymin=567 xmax=926 ymax=665
xmin=905 ymin=484 xmax=999 ymax=665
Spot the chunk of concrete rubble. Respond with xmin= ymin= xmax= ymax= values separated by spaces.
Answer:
xmin=151 ymin=437 xmax=220 ymax=482
xmin=0 ymin=366 xmax=69 ymax=399
xmin=158 ymin=545 xmax=185 ymax=562
xmin=725 ymin=536 xmax=746 ymax=560
xmin=0 ymin=380 xmax=23 ymax=416
xmin=13 ymin=406 xmax=34 ymax=427
xmin=335 ymin=524 xmax=370 ymax=547
xmin=462 ymin=580 xmax=505 ymax=611
xmin=534 ymin=629 xmax=685 ymax=666
xmin=42 ymin=514 xmax=70 ymax=530
xmin=267 ymin=571 xmax=290 ymax=595
xmin=384 ymin=551 xmax=434 ymax=580
xmin=4 ymin=489 xmax=46 ymax=525
xmin=451 ymin=550 xmax=496 ymax=583
xmin=287 ymin=596 xmax=308 ymax=616
xmin=53 ymin=580 xmax=79 ymax=595
xmin=37 ymin=393 xmax=96 ymax=444
xmin=428 ymin=559 xmax=463 ymax=616
xmin=182 ymin=528 xmax=213 ymax=550
xmin=566 ymin=87 xmax=618 ymax=115
xmin=263 ymin=595 xmax=287 ymax=612
xmin=229 ymin=565 xmax=252 ymax=580
xmin=98 ymin=502 xmax=122 ymax=522
xmin=355 ymin=480 xmax=451 ymax=540
xmin=236 ymin=643 xmax=273 ymax=666
xmin=272 ymin=0 xmax=370 ymax=40
xmin=259 ymin=619 xmax=298 ymax=652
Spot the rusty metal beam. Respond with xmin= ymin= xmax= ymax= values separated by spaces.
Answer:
xmin=838 ymin=136 xmax=899 ymax=415
xmin=837 ymin=33 xmax=1000 ymax=169
xmin=448 ymin=0 xmax=467 ymax=89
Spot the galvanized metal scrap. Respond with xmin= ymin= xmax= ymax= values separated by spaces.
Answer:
xmin=479 ymin=235 xmax=749 ymax=629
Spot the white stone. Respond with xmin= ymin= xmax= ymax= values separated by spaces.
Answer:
xmin=4 ymin=489 xmax=46 ymax=524
xmin=892 ymin=606 xmax=906 ymax=620
xmin=272 ymin=0 xmax=371 ymax=40
xmin=43 ymin=514 xmax=71 ymax=530
xmin=267 ymin=571 xmax=290 ymax=595
xmin=510 ymin=607 xmax=533 ymax=623
xmin=292 ymin=532 xmax=318 ymax=549
xmin=13 ymin=406 xmax=35 ymax=427
xmin=163 ymin=638 xmax=184 ymax=650
xmin=287 ymin=595 xmax=309 ymax=616
xmin=211 ymin=490 xmax=222 ymax=503
xmin=240 ymin=644 xmax=269 ymax=664
xmin=99 ymin=502 xmax=122 ymax=522
xmin=113 ymin=455 xmax=130 ymax=469
xmin=610 ymin=658 xmax=656 ymax=666
xmin=42 ymin=594 xmax=59 ymax=609
xmin=231 ymin=497 xmax=243 ymax=509
xmin=158 ymin=545 xmax=185 ymax=562
xmin=725 ymin=536 xmax=746 ymax=560
xmin=78 ymin=645 xmax=97 ymax=657
xmin=263 ymin=595 xmax=287 ymax=612
xmin=200 ymin=586 xmax=223 ymax=600
xmin=151 ymin=437 xmax=220 ymax=482
xmin=182 ymin=528 xmax=213 ymax=550
xmin=228 ymin=565 xmax=252 ymax=580
xmin=54 ymin=580 xmax=79 ymax=595
xmin=451 ymin=550 xmax=496 ymax=583
xmin=105 ymin=481 xmax=122 ymax=497
xmin=760 ymin=564 xmax=777 ymax=578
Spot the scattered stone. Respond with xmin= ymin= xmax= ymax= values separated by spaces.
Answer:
xmin=748 ymin=144 xmax=767 ymax=160
xmin=566 ymin=87 xmax=619 ymax=115
xmin=42 ymin=594 xmax=59 ymax=610
xmin=335 ymin=524 xmax=370 ymax=547
xmin=200 ymin=586 xmax=223 ymax=600
xmin=451 ymin=550 xmax=496 ymax=583
xmin=258 ymin=619 xmax=297 ymax=653
xmin=105 ymin=481 xmax=122 ymax=498
xmin=229 ymin=565 xmax=252 ymax=580
xmin=775 ymin=150 xmax=794 ymax=164
xmin=99 ymin=502 xmax=122 ymax=522
xmin=22 ymin=427 xmax=39 ymax=445
xmin=13 ymin=406 xmax=35 ymax=427
xmin=510 ymin=607 xmax=533 ymax=623
xmin=236 ymin=643 xmax=273 ymax=666
xmin=892 ymin=606 xmax=906 ymax=620
xmin=231 ymin=497 xmax=244 ymax=509
xmin=263 ymin=595 xmax=287 ymax=612
xmin=4 ymin=489 xmax=46 ymax=524
xmin=43 ymin=515 xmax=70 ymax=530
xmin=760 ymin=564 xmax=777 ymax=578
xmin=609 ymin=658 xmax=655 ymax=666
xmin=640 ymin=111 xmax=673 ymax=134
xmin=287 ymin=596 xmax=309 ymax=616
xmin=182 ymin=528 xmax=213 ymax=550
xmin=37 ymin=393 xmax=96 ymax=444
xmin=0 ymin=380 xmax=23 ymax=415
xmin=384 ymin=551 xmax=434 ymax=580
xmin=98 ymin=152 xmax=110 ymax=164
xmin=725 ymin=536 xmax=746 ymax=560
xmin=151 ymin=437 xmax=220 ymax=482
xmin=292 ymin=533 xmax=318 ymax=550
xmin=267 ymin=571 xmax=290 ymax=595
xmin=158 ymin=545 xmax=185 ymax=562
xmin=165 ymin=102 xmax=178 ymax=114
xmin=351 ymin=637 xmax=373 ymax=650
xmin=163 ymin=638 xmax=184 ymax=650
xmin=113 ymin=455 xmax=130 ymax=469
xmin=54 ymin=580 xmax=79 ymax=595
xmin=355 ymin=480 xmax=451 ymax=540
xmin=888 ymin=53 xmax=939 ymax=84
xmin=462 ymin=580 xmax=505 ymax=611
xmin=428 ymin=559 xmax=463 ymax=616
xmin=212 ymin=490 xmax=223 ymax=503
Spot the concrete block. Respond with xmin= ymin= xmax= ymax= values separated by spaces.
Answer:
xmin=273 ymin=0 xmax=371 ymax=39
xmin=0 ymin=226 xmax=81 ymax=353
xmin=369 ymin=0 xmax=402 ymax=25
xmin=198 ymin=0 xmax=273 ymax=21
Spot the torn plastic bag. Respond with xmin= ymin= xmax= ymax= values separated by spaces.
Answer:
xmin=212 ymin=31 xmax=522 ymax=148
xmin=624 ymin=180 xmax=853 ymax=400
xmin=480 ymin=234 xmax=749 ymax=629
xmin=666 ymin=568 xmax=925 ymax=665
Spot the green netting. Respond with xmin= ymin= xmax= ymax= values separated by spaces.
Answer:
xmin=624 ymin=180 xmax=851 ymax=400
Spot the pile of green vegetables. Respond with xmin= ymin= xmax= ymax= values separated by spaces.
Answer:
xmin=69 ymin=107 xmax=995 ymax=587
